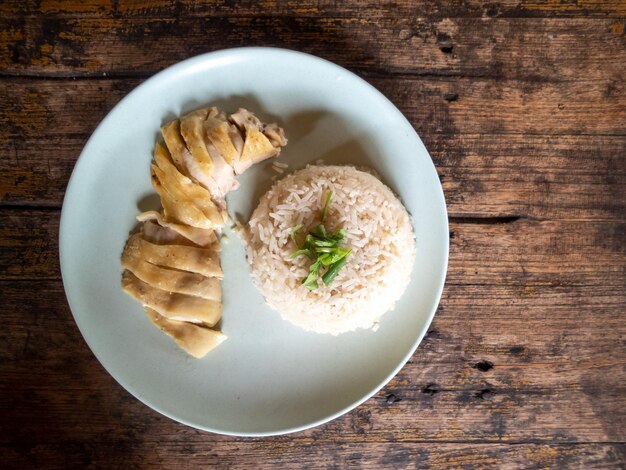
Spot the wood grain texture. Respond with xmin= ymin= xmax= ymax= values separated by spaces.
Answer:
xmin=1 ymin=78 xmax=625 ymax=220
xmin=1 ymin=442 xmax=623 ymax=469
xmin=1 ymin=16 xmax=625 ymax=80
xmin=1 ymin=0 xmax=625 ymax=467
xmin=2 ymin=215 xmax=624 ymax=446
xmin=1 ymin=278 xmax=624 ymax=467
xmin=2 ymin=76 xmax=625 ymax=138
xmin=4 ymin=210 xmax=626 ymax=283
xmin=2 ymin=0 xmax=626 ymax=18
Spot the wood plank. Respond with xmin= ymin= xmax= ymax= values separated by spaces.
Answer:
xmin=1 ymin=17 xmax=624 ymax=80
xmin=3 ymin=133 xmax=625 ymax=221
xmin=2 ymin=0 xmax=625 ymax=19
xmin=433 ymin=134 xmax=626 ymax=221
xmin=4 ymin=209 xmax=622 ymax=442
xmin=3 ymin=200 xmax=626 ymax=281
xmin=0 ymin=210 xmax=60 ymax=279
xmin=447 ymin=218 xmax=626 ymax=286
xmin=0 ymin=136 xmax=80 ymax=205
xmin=0 ymin=279 xmax=624 ymax=445
xmin=3 ymin=77 xmax=624 ymax=140
xmin=1 ymin=442 xmax=624 ymax=469
xmin=1 ymin=209 xmax=624 ymax=459
xmin=1 ymin=78 xmax=624 ymax=219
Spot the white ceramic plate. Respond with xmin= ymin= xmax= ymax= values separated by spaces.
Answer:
xmin=60 ymin=48 xmax=448 ymax=436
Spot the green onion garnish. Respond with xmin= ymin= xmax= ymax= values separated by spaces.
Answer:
xmin=302 ymin=259 xmax=322 ymax=290
xmin=289 ymin=248 xmax=315 ymax=260
xmin=290 ymin=190 xmax=351 ymax=289
xmin=322 ymin=257 xmax=348 ymax=286
xmin=290 ymin=223 xmax=303 ymax=245
xmin=321 ymin=191 xmax=333 ymax=222
xmin=314 ymin=224 xmax=327 ymax=239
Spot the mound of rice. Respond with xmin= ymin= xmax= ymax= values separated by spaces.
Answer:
xmin=246 ymin=165 xmax=416 ymax=335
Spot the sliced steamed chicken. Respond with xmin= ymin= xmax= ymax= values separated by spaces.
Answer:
xmin=144 ymin=308 xmax=227 ymax=359
xmin=122 ymin=249 xmax=221 ymax=301
xmin=137 ymin=213 xmax=218 ymax=247
xmin=120 ymin=224 xmax=225 ymax=357
xmin=123 ymin=233 xmax=222 ymax=278
xmin=151 ymin=142 xmax=227 ymax=229
xmin=229 ymin=109 xmax=287 ymax=174
xmin=121 ymin=106 xmax=287 ymax=358
xmin=164 ymin=107 xmax=287 ymax=196
xmin=178 ymin=108 xmax=239 ymax=202
xmin=122 ymin=271 xmax=222 ymax=325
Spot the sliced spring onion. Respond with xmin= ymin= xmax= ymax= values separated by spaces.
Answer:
xmin=290 ymin=223 xmax=303 ymax=245
xmin=314 ymin=224 xmax=327 ymax=239
xmin=322 ymin=257 xmax=348 ymax=286
xmin=289 ymin=189 xmax=351 ymax=289
xmin=326 ymin=247 xmax=352 ymax=264
xmin=329 ymin=228 xmax=346 ymax=241
xmin=289 ymin=248 xmax=315 ymax=259
xmin=314 ymin=246 xmax=336 ymax=253
xmin=303 ymin=259 xmax=322 ymax=290
xmin=321 ymin=191 xmax=333 ymax=222
xmin=312 ymin=238 xmax=337 ymax=247
xmin=305 ymin=233 xmax=316 ymax=247
xmin=319 ymin=248 xmax=352 ymax=266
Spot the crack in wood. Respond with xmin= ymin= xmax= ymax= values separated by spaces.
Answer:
xmin=0 ymin=205 xmax=528 ymax=227
xmin=449 ymin=215 xmax=522 ymax=224
xmin=421 ymin=384 xmax=440 ymax=396
xmin=0 ymin=203 xmax=63 ymax=211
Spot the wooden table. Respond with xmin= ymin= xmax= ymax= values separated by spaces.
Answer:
xmin=1 ymin=1 xmax=625 ymax=468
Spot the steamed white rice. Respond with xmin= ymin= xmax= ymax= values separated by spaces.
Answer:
xmin=246 ymin=165 xmax=416 ymax=335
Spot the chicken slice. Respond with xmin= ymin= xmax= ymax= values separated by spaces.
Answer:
xmin=180 ymin=109 xmax=239 ymax=197
xmin=151 ymin=165 xmax=216 ymax=230
xmin=122 ymin=250 xmax=221 ymax=301
xmin=169 ymin=108 xmax=238 ymax=199
xmin=229 ymin=108 xmax=287 ymax=174
xmin=180 ymin=109 xmax=214 ymax=174
xmin=205 ymin=114 xmax=239 ymax=166
xmin=238 ymin=126 xmax=279 ymax=174
xmin=162 ymin=119 xmax=225 ymax=200
xmin=153 ymin=143 xmax=227 ymax=226
xmin=202 ymin=107 xmax=240 ymax=194
xmin=229 ymin=109 xmax=288 ymax=147
xmin=228 ymin=124 xmax=244 ymax=155
xmin=262 ymin=122 xmax=288 ymax=148
xmin=160 ymin=120 xmax=191 ymax=176
xmin=122 ymin=271 xmax=222 ymax=325
xmin=144 ymin=308 xmax=227 ymax=358
xmin=182 ymin=149 xmax=237 ymax=204
xmin=138 ymin=212 xmax=218 ymax=247
xmin=204 ymin=144 xmax=240 ymax=195
xmin=124 ymin=233 xmax=222 ymax=278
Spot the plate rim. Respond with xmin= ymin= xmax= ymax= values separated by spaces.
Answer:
xmin=59 ymin=47 xmax=449 ymax=436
